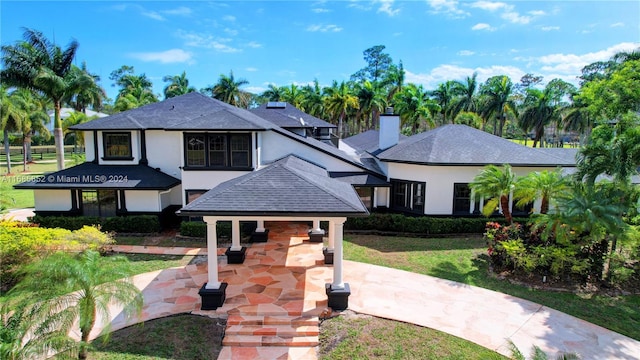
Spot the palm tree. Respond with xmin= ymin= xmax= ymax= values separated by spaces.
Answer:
xmin=431 ymin=80 xmax=460 ymax=124
xmin=300 ymin=80 xmax=325 ymax=118
xmin=514 ymin=169 xmax=567 ymax=214
xmin=114 ymin=74 xmax=158 ymax=111
xmin=65 ymin=62 xmax=106 ymax=113
xmin=63 ymin=111 xmax=93 ymax=154
xmin=1 ymin=28 xmax=87 ymax=170
xmin=518 ymin=88 xmax=559 ymax=148
xmin=281 ymin=84 xmax=304 ymax=108
xmin=13 ymin=88 xmax=50 ymax=170
xmin=382 ymin=61 xmax=405 ymax=101
xmin=451 ymin=72 xmax=479 ymax=119
xmin=355 ymin=80 xmax=387 ymax=131
xmin=562 ymin=97 xmax=594 ymax=145
xmin=392 ymin=83 xmax=439 ymax=134
xmin=162 ymin=71 xmax=196 ymax=99
xmin=470 ymin=164 xmax=517 ymax=224
xmin=204 ymin=70 xmax=251 ymax=109
xmin=509 ymin=340 xmax=580 ymax=360
xmin=8 ymin=250 xmax=143 ymax=360
xmin=323 ymin=81 xmax=359 ymax=138
xmin=0 ymin=86 xmax=27 ymax=174
xmin=479 ymin=75 xmax=518 ymax=137
xmin=261 ymin=84 xmax=284 ymax=102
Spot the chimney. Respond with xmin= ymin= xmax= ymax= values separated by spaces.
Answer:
xmin=379 ymin=107 xmax=400 ymax=150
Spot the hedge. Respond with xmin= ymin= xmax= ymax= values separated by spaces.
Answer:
xmin=179 ymin=221 xmax=257 ymax=239
xmin=345 ymin=213 xmax=529 ymax=235
xmin=30 ymin=215 xmax=161 ymax=233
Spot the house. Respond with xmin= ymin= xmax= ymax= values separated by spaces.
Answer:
xmin=15 ymin=92 xmax=578 ymax=309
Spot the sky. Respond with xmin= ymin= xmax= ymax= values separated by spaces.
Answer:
xmin=1 ymin=0 xmax=639 ymax=101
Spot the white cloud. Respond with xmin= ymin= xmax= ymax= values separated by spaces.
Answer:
xmin=129 ymin=49 xmax=193 ymax=64
xmin=306 ymin=24 xmax=343 ymax=32
xmin=163 ymin=6 xmax=192 ymax=16
xmin=536 ymin=42 xmax=640 ymax=75
xmin=426 ymin=0 xmax=469 ymax=18
xmin=457 ymin=50 xmax=475 ymax=56
xmin=223 ymin=15 xmax=236 ymax=22
xmin=611 ymin=22 xmax=625 ymax=28
xmin=502 ymin=11 xmax=531 ymax=24
xmin=245 ymin=67 xmax=258 ymax=72
xmin=472 ymin=23 xmax=496 ymax=31
xmin=541 ymin=26 xmax=559 ymax=31
xmin=246 ymin=41 xmax=263 ymax=48
xmin=142 ymin=11 xmax=165 ymax=21
xmin=244 ymin=86 xmax=266 ymax=94
xmin=528 ymin=10 xmax=546 ymax=16
xmin=405 ymin=64 xmax=525 ymax=89
xmin=312 ymin=8 xmax=331 ymax=13
xmin=347 ymin=2 xmax=372 ymax=11
xmin=139 ymin=6 xmax=192 ymax=21
xmin=377 ymin=0 xmax=400 ymax=16
xmin=224 ymin=28 xmax=238 ymax=36
xmin=470 ymin=1 xmax=508 ymax=12
xmin=175 ymin=30 xmax=241 ymax=53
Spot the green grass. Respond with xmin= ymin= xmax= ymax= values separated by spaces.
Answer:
xmin=319 ymin=314 xmax=505 ymax=360
xmin=108 ymin=253 xmax=196 ymax=275
xmin=115 ymin=235 xmax=207 ymax=249
xmin=345 ymin=234 xmax=640 ymax=341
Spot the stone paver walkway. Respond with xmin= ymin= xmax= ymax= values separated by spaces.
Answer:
xmin=91 ymin=222 xmax=640 ymax=360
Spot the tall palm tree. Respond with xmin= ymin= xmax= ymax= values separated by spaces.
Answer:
xmin=451 ymin=72 xmax=479 ymax=119
xmin=1 ymin=28 xmax=86 ymax=170
xmin=323 ymin=81 xmax=359 ymax=138
xmin=514 ymin=169 xmax=568 ymax=214
xmin=470 ymin=164 xmax=517 ymax=224
xmin=13 ymin=88 xmax=49 ymax=170
xmin=479 ymin=75 xmax=518 ymax=137
xmin=0 ymin=86 xmax=27 ymax=174
xmin=9 ymin=250 xmax=143 ymax=360
xmin=300 ymin=80 xmax=325 ymax=118
xmin=65 ymin=62 xmax=106 ymax=113
xmin=382 ymin=61 xmax=405 ymax=101
xmin=261 ymin=84 xmax=284 ymax=102
xmin=281 ymin=84 xmax=304 ymax=108
xmin=204 ymin=70 xmax=251 ymax=109
xmin=63 ymin=111 xmax=93 ymax=154
xmin=518 ymin=88 xmax=559 ymax=148
xmin=392 ymin=83 xmax=439 ymax=134
xmin=431 ymin=80 xmax=460 ymax=124
xmin=114 ymin=73 xmax=158 ymax=111
xmin=162 ymin=71 xmax=196 ymax=99
xmin=355 ymin=80 xmax=387 ymax=131
xmin=562 ymin=97 xmax=594 ymax=145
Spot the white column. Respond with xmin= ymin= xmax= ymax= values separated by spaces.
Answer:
xmin=205 ymin=218 xmax=221 ymax=289
xmin=327 ymin=220 xmax=335 ymax=250
xmin=256 ymin=219 xmax=265 ymax=232
xmin=331 ymin=219 xmax=346 ymax=289
xmin=231 ymin=219 xmax=242 ymax=251
xmin=313 ymin=220 xmax=321 ymax=232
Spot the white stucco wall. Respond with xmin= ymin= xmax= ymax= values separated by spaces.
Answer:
xmin=387 ymin=163 xmax=561 ymax=215
xmin=34 ymin=189 xmax=71 ymax=210
xmin=181 ymin=171 xmax=251 ymax=205
xmin=83 ymin=131 xmax=95 ymax=162
xmin=125 ymin=190 xmax=161 ymax=212
xmin=146 ymin=130 xmax=182 ymax=179
xmin=260 ymin=131 xmax=363 ymax=172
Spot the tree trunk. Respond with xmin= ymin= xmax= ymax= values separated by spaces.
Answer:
xmin=338 ymin=112 xmax=344 ymax=139
xmin=23 ymin=136 xmax=27 ymax=172
xmin=4 ymin=130 xmax=11 ymax=174
xmin=500 ymin=195 xmax=512 ymax=224
xmin=540 ymin=196 xmax=549 ymax=214
xmin=54 ymin=101 xmax=65 ymax=171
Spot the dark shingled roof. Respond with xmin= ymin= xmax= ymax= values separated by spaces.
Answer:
xmin=250 ymin=102 xmax=336 ymax=129
xmin=329 ymin=172 xmax=390 ymax=187
xmin=342 ymin=130 xmax=408 ymax=154
xmin=70 ymin=92 xmax=274 ymax=131
xmin=14 ymin=163 xmax=181 ymax=190
xmin=377 ymin=124 xmax=577 ymax=167
xmin=178 ymin=155 xmax=369 ymax=216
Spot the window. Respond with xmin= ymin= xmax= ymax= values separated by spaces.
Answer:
xmin=355 ymin=187 xmax=373 ymax=211
xmin=186 ymin=189 xmax=207 ymax=204
xmin=103 ymin=132 xmax=132 ymax=159
xmin=391 ymin=180 xmax=426 ymax=214
xmin=453 ymin=183 xmax=471 ymax=214
xmin=184 ymin=133 xmax=252 ymax=169
xmin=512 ymin=199 xmax=533 ymax=216
xmin=82 ymin=190 xmax=117 ymax=217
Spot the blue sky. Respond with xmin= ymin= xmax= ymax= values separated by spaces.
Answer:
xmin=1 ymin=1 xmax=639 ymax=101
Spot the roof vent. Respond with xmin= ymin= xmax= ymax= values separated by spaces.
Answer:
xmin=384 ymin=106 xmax=394 ymax=115
xmin=266 ymin=101 xmax=286 ymax=109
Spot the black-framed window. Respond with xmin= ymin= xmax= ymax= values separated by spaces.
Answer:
xmin=186 ymin=189 xmax=208 ymax=204
xmin=184 ymin=133 xmax=251 ymax=169
xmin=103 ymin=132 xmax=132 ymax=160
xmin=81 ymin=190 xmax=117 ymax=217
xmin=512 ymin=199 xmax=533 ymax=216
xmin=391 ymin=179 xmax=425 ymax=214
xmin=355 ymin=186 xmax=374 ymax=211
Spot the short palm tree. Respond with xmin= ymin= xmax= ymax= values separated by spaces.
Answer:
xmin=8 ymin=250 xmax=143 ymax=360
xmin=261 ymin=84 xmax=284 ymax=102
xmin=514 ymin=169 xmax=568 ymax=214
xmin=162 ymin=71 xmax=196 ymax=99
xmin=470 ymin=164 xmax=517 ymax=223
xmin=205 ymin=70 xmax=251 ymax=109
xmin=323 ymin=81 xmax=359 ymax=138
xmin=0 ymin=86 xmax=27 ymax=174
xmin=392 ymin=83 xmax=438 ymax=134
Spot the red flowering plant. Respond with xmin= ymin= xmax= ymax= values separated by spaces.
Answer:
xmin=484 ymin=222 xmax=525 ymax=268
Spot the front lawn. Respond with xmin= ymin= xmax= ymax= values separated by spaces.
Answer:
xmin=345 ymin=234 xmax=640 ymax=340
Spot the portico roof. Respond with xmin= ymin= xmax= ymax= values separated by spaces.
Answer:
xmin=178 ymin=155 xmax=369 ymax=217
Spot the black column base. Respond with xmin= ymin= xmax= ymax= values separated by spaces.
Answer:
xmin=225 ymin=247 xmax=247 ymax=264
xmin=325 ymin=283 xmax=351 ymax=311
xmin=308 ymin=229 xmax=325 ymax=243
xmin=199 ymin=282 xmax=228 ymax=310
xmin=323 ymin=247 xmax=334 ymax=264
xmin=251 ymin=229 xmax=269 ymax=243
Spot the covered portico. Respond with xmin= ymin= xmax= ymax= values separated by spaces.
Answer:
xmin=178 ymin=155 xmax=369 ymax=310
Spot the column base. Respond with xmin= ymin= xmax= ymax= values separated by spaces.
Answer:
xmin=199 ymin=282 xmax=228 ymax=310
xmin=323 ymin=247 xmax=334 ymax=264
xmin=225 ymin=247 xmax=247 ymax=264
xmin=325 ymin=283 xmax=351 ymax=311
xmin=308 ymin=229 xmax=325 ymax=243
xmin=250 ymin=229 xmax=269 ymax=243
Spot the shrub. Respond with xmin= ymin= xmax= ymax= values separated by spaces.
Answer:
xmin=31 ymin=215 xmax=161 ymax=233
xmin=179 ymin=220 xmax=257 ymax=239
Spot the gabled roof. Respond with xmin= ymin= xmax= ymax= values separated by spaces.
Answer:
xmin=178 ymin=155 xmax=369 ymax=217
xmin=377 ymin=124 xmax=577 ymax=167
xmin=342 ymin=130 xmax=408 ymax=154
xmin=14 ymin=163 xmax=181 ymax=190
xmin=250 ymin=102 xmax=336 ymax=129
xmin=70 ymin=92 xmax=274 ymax=131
